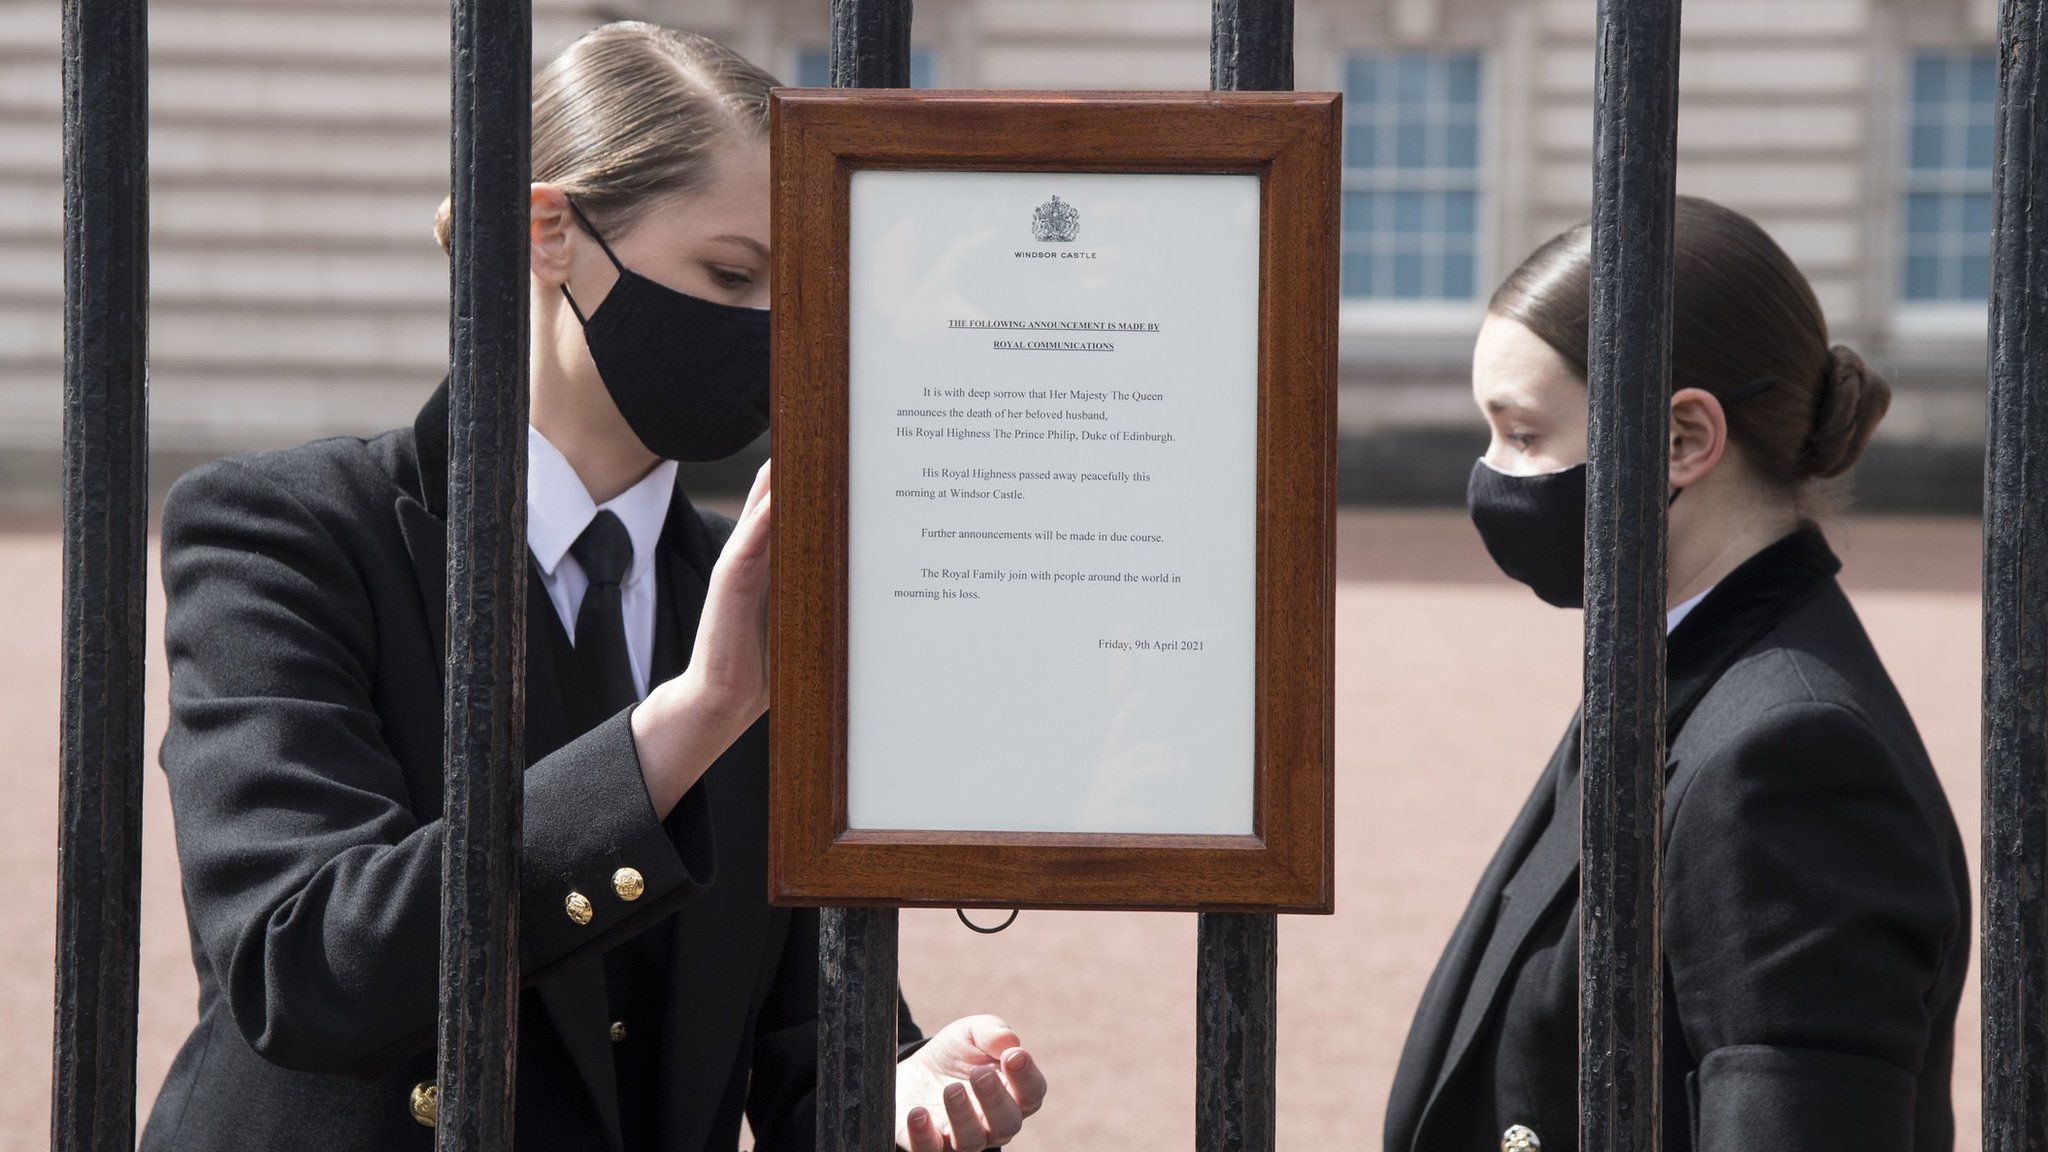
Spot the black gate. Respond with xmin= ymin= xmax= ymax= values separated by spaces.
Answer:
xmin=49 ymin=0 xmax=2048 ymax=1150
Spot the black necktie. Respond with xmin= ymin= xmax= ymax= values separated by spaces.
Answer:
xmin=570 ymin=509 xmax=638 ymax=717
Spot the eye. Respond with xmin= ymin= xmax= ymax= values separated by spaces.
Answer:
xmin=709 ymin=265 xmax=755 ymax=290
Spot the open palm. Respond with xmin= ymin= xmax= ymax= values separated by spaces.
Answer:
xmin=895 ymin=1016 xmax=1047 ymax=1151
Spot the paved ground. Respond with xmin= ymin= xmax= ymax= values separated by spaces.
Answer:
xmin=0 ymin=510 xmax=1984 ymax=1147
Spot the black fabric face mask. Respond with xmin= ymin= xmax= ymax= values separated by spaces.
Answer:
xmin=560 ymin=198 xmax=770 ymax=462
xmin=1466 ymin=458 xmax=1591 ymax=608
xmin=1466 ymin=460 xmax=1689 ymax=608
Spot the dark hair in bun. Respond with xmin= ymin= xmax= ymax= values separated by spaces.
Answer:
xmin=1804 ymin=344 xmax=1891 ymax=480
xmin=1487 ymin=195 xmax=1889 ymax=491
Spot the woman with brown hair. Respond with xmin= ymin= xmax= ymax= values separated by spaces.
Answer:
xmin=1384 ymin=196 xmax=1970 ymax=1152
xmin=143 ymin=23 xmax=1045 ymax=1152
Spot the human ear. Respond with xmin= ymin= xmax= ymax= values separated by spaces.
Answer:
xmin=530 ymin=183 xmax=576 ymax=289
xmin=1668 ymin=386 xmax=1728 ymax=492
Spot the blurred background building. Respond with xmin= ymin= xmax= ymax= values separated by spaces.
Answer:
xmin=0 ymin=0 xmax=2000 ymax=508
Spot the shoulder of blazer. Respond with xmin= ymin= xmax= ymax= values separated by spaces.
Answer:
xmin=163 ymin=427 xmax=419 ymax=544
xmin=1664 ymin=583 xmax=1946 ymax=838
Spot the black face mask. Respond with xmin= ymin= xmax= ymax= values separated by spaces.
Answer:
xmin=1466 ymin=458 xmax=1591 ymax=608
xmin=1467 ymin=459 xmax=1692 ymax=608
xmin=560 ymin=199 xmax=770 ymax=462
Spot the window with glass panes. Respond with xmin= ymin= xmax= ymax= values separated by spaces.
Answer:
xmin=1340 ymin=52 xmax=1483 ymax=301
xmin=1902 ymin=50 xmax=1994 ymax=304
xmin=796 ymin=48 xmax=937 ymax=88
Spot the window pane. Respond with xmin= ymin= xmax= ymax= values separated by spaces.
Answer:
xmin=1970 ymin=54 xmax=1998 ymax=104
xmin=1446 ymin=55 xmax=1482 ymax=105
xmin=1442 ymin=250 xmax=1476 ymax=300
xmin=1446 ymin=118 xmax=1480 ymax=168
xmin=1344 ymin=191 xmax=1381 ymax=236
xmin=1393 ymin=191 xmax=1427 ymax=231
xmin=1392 ymin=252 xmax=1427 ymax=298
xmin=1396 ymin=55 xmax=1431 ymax=103
xmin=1906 ymin=192 xmax=1945 ymax=235
xmin=797 ymin=49 xmax=830 ymax=87
xmin=1347 ymin=57 xmax=1382 ymax=104
xmin=1967 ymin=119 xmax=1995 ymax=169
xmin=1964 ymin=191 xmax=1994 ymax=235
xmin=1346 ymin=124 xmax=1380 ymax=167
xmin=1960 ymin=253 xmax=1992 ymax=301
xmin=1395 ymin=123 xmax=1430 ymax=169
xmin=1913 ymin=54 xmax=1949 ymax=103
xmin=1443 ymin=190 xmax=1478 ymax=233
xmin=1342 ymin=253 xmax=1376 ymax=296
xmin=1910 ymin=124 xmax=1948 ymax=171
xmin=1904 ymin=254 xmax=1941 ymax=300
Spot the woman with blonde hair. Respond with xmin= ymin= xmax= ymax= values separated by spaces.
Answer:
xmin=143 ymin=23 xmax=1046 ymax=1152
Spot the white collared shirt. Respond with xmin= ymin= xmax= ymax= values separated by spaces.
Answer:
xmin=1666 ymin=586 xmax=1712 ymax=634
xmin=525 ymin=425 xmax=678 ymax=700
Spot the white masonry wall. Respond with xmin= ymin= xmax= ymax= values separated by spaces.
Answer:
xmin=0 ymin=0 xmax=1999 ymax=501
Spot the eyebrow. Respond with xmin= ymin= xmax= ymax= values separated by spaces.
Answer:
xmin=709 ymin=234 xmax=770 ymax=260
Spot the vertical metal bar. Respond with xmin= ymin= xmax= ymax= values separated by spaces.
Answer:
xmin=435 ymin=0 xmax=530 ymax=1147
xmin=819 ymin=7 xmax=909 ymax=1151
xmin=52 ymin=0 xmax=148 ymax=1148
xmin=818 ymin=908 xmax=900 ymax=1152
xmin=1197 ymin=912 xmax=1278 ymax=1152
xmin=1982 ymin=2 xmax=2048 ymax=1148
xmin=830 ymin=0 xmax=913 ymax=88
xmin=1209 ymin=0 xmax=1294 ymax=92
xmin=1200 ymin=4 xmax=1291 ymax=1150
xmin=1580 ymin=0 xmax=1681 ymax=1149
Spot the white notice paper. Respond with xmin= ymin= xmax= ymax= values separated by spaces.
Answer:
xmin=845 ymin=170 xmax=1259 ymax=835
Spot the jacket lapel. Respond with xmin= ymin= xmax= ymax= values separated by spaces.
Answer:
xmin=1412 ymin=716 xmax=1583 ymax=1137
xmin=1382 ymin=720 xmax=1563 ymax=1151
xmin=397 ymin=380 xmax=625 ymax=1152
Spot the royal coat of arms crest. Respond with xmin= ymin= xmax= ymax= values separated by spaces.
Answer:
xmin=1030 ymin=195 xmax=1081 ymax=243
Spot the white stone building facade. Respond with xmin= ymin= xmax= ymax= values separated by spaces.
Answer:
xmin=0 ymin=0 xmax=2003 ymax=506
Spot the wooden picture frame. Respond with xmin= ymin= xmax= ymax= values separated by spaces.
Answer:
xmin=768 ymin=90 xmax=1338 ymax=913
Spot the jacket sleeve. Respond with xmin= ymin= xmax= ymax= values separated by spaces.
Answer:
xmin=159 ymin=457 xmax=716 ymax=1076
xmin=746 ymin=907 xmax=927 ymax=1152
xmin=1663 ymin=700 xmax=1962 ymax=1150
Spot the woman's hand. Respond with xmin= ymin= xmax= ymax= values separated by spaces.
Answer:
xmin=630 ymin=461 xmax=772 ymax=814
xmin=896 ymin=1016 xmax=1047 ymax=1151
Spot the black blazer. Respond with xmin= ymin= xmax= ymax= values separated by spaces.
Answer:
xmin=1385 ymin=525 xmax=1970 ymax=1152
xmin=141 ymin=384 xmax=918 ymax=1152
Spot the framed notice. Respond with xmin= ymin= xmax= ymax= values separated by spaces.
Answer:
xmin=768 ymin=90 xmax=1337 ymax=912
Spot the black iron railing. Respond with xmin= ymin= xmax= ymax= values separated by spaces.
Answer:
xmin=51 ymin=0 xmax=2048 ymax=1149
xmin=1580 ymin=0 xmax=1683 ymax=1148
xmin=1981 ymin=2 xmax=2048 ymax=1149
xmin=433 ymin=0 xmax=533 ymax=1148
xmin=54 ymin=0 xmax=148 ymax=1149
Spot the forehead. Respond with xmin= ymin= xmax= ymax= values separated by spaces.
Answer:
xmin=622 ymin=138 xmax=770 ymax=246
xmin=1471 ymin=314 xmax=1583 ymax=414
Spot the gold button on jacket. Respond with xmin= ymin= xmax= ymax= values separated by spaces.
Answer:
xmin=1502 ymin=1124 xmax=1541 ymax=1152
xmin=612 ymin=866 xmax=645 ymax=901
xmin=610 ymin=1021 xmax=628 ymax=1042
xmin=564 ymin=890 xmax=594 ymax=925
xmin=409 ymin=1081 xmax=438 ymax=1129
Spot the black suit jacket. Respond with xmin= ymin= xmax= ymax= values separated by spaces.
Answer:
xmin=141 ymin=384 xmax=919 ymax=1151
xmin=1385 ymin=525 xmax=1970 ymax=1152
